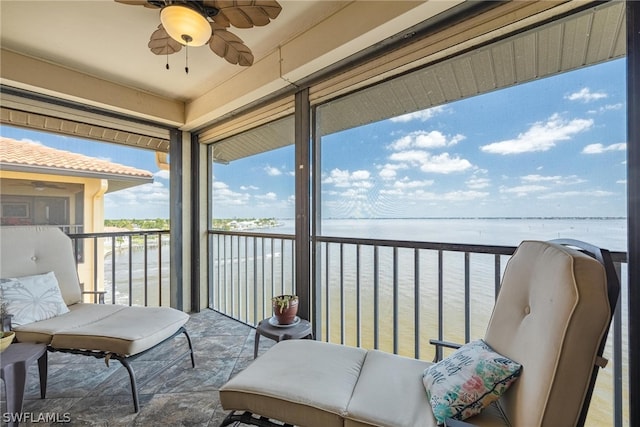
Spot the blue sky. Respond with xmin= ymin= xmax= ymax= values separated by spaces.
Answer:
xmin=2 ymin=58 xmax=627 ymax=219
xmin=215 ymin=58 xmax=627 ymax=219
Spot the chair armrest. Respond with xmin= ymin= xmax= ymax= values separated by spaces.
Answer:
xmin=429 ymin=339 xmax=462 ymax=362
xmin=82 ymin=291 xmax=106 ymax=304
xmin=445 ymin=418 xmax=477 ymax=427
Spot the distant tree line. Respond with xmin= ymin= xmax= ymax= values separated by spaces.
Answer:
xmin=105 ymin=218 xmax=278 ymax=231
xmin=105 ymin=219 xmax=170 ymax=230
xmin=212 ymin=218 xmax=279 ymax=231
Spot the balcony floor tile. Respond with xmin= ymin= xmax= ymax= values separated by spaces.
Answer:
xmin=1 ymin=310 xmax=272 ymax=426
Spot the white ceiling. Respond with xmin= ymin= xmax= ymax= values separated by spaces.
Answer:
xmin=0 ymin=1 xmax=348 ymax=101
xmin=0 ymin=1 xmax=464 ymax=131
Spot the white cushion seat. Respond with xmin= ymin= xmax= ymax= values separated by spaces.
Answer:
xmin=221 ymin=340 xmax=367 ymax=427
xmin=343 ymin=349 xmax=435 ymax=427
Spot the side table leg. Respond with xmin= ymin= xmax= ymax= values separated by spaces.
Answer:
xmin=2 ymin=362 xmax=27 ymax=427
xmin=254 ymin=329 xmax=260 ymax=359
xmin=38 ymin=350 xmax=48 ymax=398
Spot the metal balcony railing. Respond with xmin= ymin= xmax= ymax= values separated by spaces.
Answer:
xmin=68 ymin=230 xmax=171 ymax=307
xmin=210 ymin=230 xmax=629 ymax=427
xmin=210 ymin=231 xmax=296 ymax=323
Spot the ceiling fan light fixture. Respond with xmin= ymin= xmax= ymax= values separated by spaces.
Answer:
xmin=160 ymin=4 xmax=212 ymax=47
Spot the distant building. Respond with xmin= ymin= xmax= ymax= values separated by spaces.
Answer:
xmin=0 ymin=136 xmax=153 ymax=293
xmin=0 ymin=137 xmax=153 ymax=231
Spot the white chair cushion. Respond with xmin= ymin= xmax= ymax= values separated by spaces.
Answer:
xmin=345 ymin=349 xmax=436 ymax=427
xmin=0 ymin=226 xmax=82 ymax=305
xmin=484 ymin=240 xmax=610 ymax=426
xmin=220 ymin=339 xmax=367 ymax=427
xmin=14 ymin=303 xmax=189 ymax=356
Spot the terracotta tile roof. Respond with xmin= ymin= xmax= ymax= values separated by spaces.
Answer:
xmin=0 ymin=137 xmax=153 ymax=178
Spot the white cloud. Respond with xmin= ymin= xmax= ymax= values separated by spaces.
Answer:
xmin=538 ymin=190 xmax=614 ymax=199
xmin=388 ymin=150 xmax=472 ymax=174
xmin=389 ymin=106 xmax=447 ymax=123
xmin=480 ymin=114 xmax=593 ymax=155
xmin=520 ymin=174 xmax=561 ymax=182
xmin=351 ymin=170 xmax=371 ymax=180
xmin=322 ymin=168 xmax=372 ymax=188
xmin=392 ymin=179 xmax=433 ymax=189
xmin=106 ymin=181 xmax=169 ymax=210
xmin=339 ymin=188 xmax=368 ymax=199
xmin=379 ymin=166 xmax=398 ymax=180
xmin=379 ymin=189 xmax=488 ymax=202
xmin=499 ymin=185 xmax=548 ymax=197
xmin=154 ymin=170 xmax=170 ymax=180
xmin=419 ymin=153 xmax=473 ymax=174
xmin=264 ymin=165 xmax=282 ymax=176
xmin=240 ymin=185 xmax=259 ymax=190
xmin=565 ymin=87 xmax=608 ymax=103
xmin=255 ymin=192 xmax=277 ymax=200
xmin=582 ymin=142 xmax=627 ymax=154
xmin=466 ymin=177 xmax=491 ymax=189
xmin=389 ymin=150 xmax=429 ymax=164
xmin=588 ymin=103 xmax=624 ymax=114
xmin=388 ymin=130 xmax=464 ymax=151
xmin=617 ymin=180 xmax=627 ymax=185
xmin=441 ymin=190 xmax=489 ymax=201
xmin=378 ymin=163 xmax=410 ymax=180
xmin=520 ymin=174 xmax=585 ymax=185
xmin=210 ymin=181 xmax=250 ymax=205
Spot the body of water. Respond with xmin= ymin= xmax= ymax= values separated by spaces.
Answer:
xmin=268 ymin=217 xmax=627 ymax=252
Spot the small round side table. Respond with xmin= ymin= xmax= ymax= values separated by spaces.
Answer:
xmin=254 ymin=317 xmax=313 ymax=358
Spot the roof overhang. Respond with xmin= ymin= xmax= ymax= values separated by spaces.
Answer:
xmin=0 ymin=164 xmax=153 ymax=193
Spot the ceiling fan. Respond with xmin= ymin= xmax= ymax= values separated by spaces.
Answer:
xmin=115 ymin=0 xmax=282 ymax=70
xmin=11 ymin=181 xmax=66 ymax=191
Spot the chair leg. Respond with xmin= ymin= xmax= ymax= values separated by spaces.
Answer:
xmin=182 ymin=328 xmax=196 ymax=368
xmin=37 ymin=350 xmax=47 ymax=399
xmin=119 ymin=358 xmax=140 ymax=413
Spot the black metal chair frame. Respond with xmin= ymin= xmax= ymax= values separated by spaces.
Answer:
xmin=49 ymin=326 xmax=195 ymax=412
xmin=221 ymin=410 xmax=293 ymax=427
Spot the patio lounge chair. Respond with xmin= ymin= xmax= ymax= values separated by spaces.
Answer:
xmin=0 ymin=226 xmax=195 ymax=413
xmin=219 ymin=239 xmax=620 ymax=426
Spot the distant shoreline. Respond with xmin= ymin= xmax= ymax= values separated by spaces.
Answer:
xmin=107 ymin=216 xmax=626 ymax=223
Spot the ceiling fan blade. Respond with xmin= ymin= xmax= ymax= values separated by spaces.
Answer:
xmin=31 ymin=181 xmax=65 ymax=190
xmin=114 ymin=0 xmax=160 ymax=9
xmin=210 ymin=1 xmax=282 ymax=29
xmin=148 ymin=25 xmax=183 ymax=55
xmin=209 ymin=24 xmax=254 ymax=66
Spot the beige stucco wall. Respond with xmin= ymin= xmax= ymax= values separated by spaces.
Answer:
xmin=0 ymin=170 xmax=106 ymax=298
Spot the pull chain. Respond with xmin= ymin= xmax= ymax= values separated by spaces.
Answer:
xmin=185 ymin=45 xmax=189 ymax=74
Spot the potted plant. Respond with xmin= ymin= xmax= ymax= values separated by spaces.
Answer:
xmin=271 ymin=295 xmax=299 ymax=325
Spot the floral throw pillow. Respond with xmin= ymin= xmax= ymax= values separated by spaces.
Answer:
xmin=422 ymin=339 xmax=522 ymax=424
xmin=0 ymin=271 xmax=70 ymax=327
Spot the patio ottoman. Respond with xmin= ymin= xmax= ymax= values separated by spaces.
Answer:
xmin=220 ymin=340 xmax=367 ymax=427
